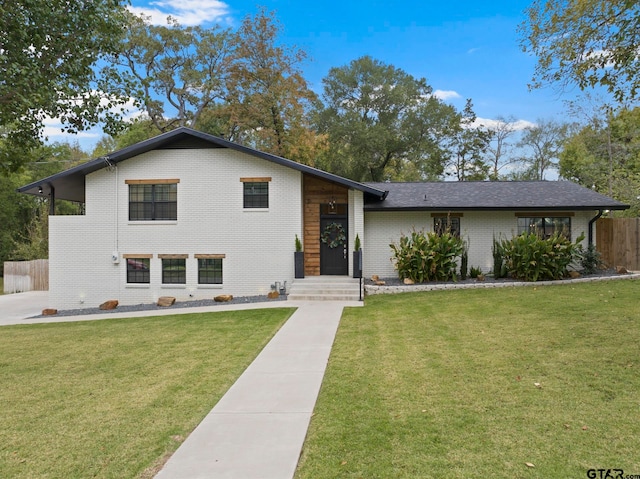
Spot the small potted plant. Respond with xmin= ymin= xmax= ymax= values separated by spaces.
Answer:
xmin=353 ymin=233 xmax=362 ymax=278
xmin=294 ymin=234 xmax=304 ymax=278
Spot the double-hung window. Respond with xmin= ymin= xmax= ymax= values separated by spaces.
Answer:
xmin=127 ymin=180 xmax=179 ymax=221
xmin=241 ymin=178 xmax=270 ymax=208
xmin=159 ymin=255 xmax=187 ymax=284
xmin=196 ymin=255 xmax=225 ymax=285
xmin=125 ymin=255 xmax=151 ymax=284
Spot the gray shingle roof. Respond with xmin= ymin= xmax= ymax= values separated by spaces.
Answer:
xmin=364 ymin=181 xmax=629 ymax=211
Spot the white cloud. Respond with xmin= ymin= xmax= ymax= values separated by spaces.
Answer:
xmin=581 ymin=49 xmax=615 ymax=68
xmin=467 ymin=47 xmax=480 ymax=55
xmin=472 ymin=117 xmax=536 ymax=131
xmin=129 ymin=0 xmax=231 ymax=26
xmin=432 ymin=89 xmax=461 ymax=101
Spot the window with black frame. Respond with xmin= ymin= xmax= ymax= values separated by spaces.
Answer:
xmin=128 ymin=183 xmax=177 ymax=220
xmin=198 ymin=258 xmax=223 ymax=284
xmin=243 ymin=181 xmax=269 ymax=208
xmin=433 ymin=216 xmax=461 ymax=237
xmin=517 ymin=216 xmax=571 ymax=240
xmin=126 ymin=257 xmax=150 ymax=283
xmin=161 ymin=258 xmax=186 ymax=284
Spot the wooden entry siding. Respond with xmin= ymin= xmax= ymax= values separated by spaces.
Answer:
xmin=303 ymin=175 xmax=349 ymax=276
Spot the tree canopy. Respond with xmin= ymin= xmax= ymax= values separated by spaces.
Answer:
xmin=560 ymin=107 xmax=640 ymax=215
xmin=519 ymin=0 xmax=640 ymax=104
xmin=314 ymin=56 xmax=460 ymax=182
xmin=0 ymin=0 xmax=131 ymax=173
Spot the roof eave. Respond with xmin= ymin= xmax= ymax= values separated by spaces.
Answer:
xmin=18 ymin=127 xmax=388 ymax=202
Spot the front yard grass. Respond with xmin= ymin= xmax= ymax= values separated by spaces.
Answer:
xmin=0 ymin=308 xmax=294 ymax=478
xmin=296 ymin=280 xmax=640 ymax=479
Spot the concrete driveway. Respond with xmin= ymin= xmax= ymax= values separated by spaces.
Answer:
xmin=0 ymin=291 xmax=49 ymax=325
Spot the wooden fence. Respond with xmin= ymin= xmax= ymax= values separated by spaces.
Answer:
xmin=596 ymin=218 xmax=640 ymax=271
xmin=2 ymin=260 xmax=49 ymax=293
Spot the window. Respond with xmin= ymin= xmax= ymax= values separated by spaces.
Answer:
xmin=126 ymin=257 xmax=150 ymax=284
xmin=127 ymin=180 xmax=178 ymax=220
xmin=517 ymin=216 xmax=572 ymax=240
xmin=198 ymin=257 xmax=223 ymax=284
xmin=161 ymin=257 xmax=186 ymax=284
xmin=241 ymin=178 xmax=270 ymax=208
xmin=433 ymin=216 xmax=461 ymax=237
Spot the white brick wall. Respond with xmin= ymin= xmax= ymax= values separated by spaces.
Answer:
xmin=363 ymin=210 xmax=594 ymax=279
xmin=49 ymin=149 xmax=303 ymax=310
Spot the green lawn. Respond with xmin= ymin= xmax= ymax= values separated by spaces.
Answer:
xmin=0 ymin=308 xmax=294 ymax=479
xmin=296 ymin=280 xmax=640 ymax=479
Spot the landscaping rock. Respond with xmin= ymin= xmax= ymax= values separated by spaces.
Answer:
xmin=374 ymin=280 xmax=386 ymax=286
xmin=476 ymin=274 xmax=485 ymax=282
xmin=214 ymin=294 xmax=233 ymax=302
xmin=157 ymin=296 xmax=176 ymax=307
xmin=403 ymin=278 xmax=415 ymax=285
xmin=569 ymin=271 xmax=581 ymax=279
xmin=99 ymin=300 xmax=118 ymax=310
xmin=371 ymin=275 xmax=379 ymax=281
xmin=616 ymin=266 xmax=629 ymax=274
xmin=267 ymin=291 xmax=280 ymax=299
xmin=42 ymin=308 xmax=58 ymax=316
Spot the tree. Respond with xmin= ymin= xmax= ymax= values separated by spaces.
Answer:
xmin=560 ymin=107 xmax=640 ymax=216
xmin=485 ymin=116 xmax=519 ymax=180
xmin=519 ymin=0 xmax=640 ymax=103
xmin=0 ymin=0 xmax=131 ymax=172
xmin=220 ymin=8 xmax=321 ymax=163
xmin=447 ymin=100 xmax=490 ymax=181
xmin=517 ymin=119 xmax=572 ymax=180
xmin=315 ymin=56 xmax=459 ymax=182
xmin=102 ymin=13 xmax=234 ymax=133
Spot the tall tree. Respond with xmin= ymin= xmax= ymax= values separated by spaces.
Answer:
xmin=485 ymin=116 xmax=519 ymax=180
xmin=517 ymin=119 xmax=571 ymax=180
xmin=102 ymin=13 xmax=234 ymax=133
xmin=447 ymin=100 xmax=490 ymax=181
xmin=315 ymin=56 xmax=459 ymax=182
xmin=0 ymin=0 xmax=131 ymax=172
xmin=220 ymin=8 xmax=321 ymax=163
xmin=519 ymin=0 xmax=640 ymax=103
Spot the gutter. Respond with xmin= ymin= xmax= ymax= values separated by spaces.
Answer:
xmin=588 ymin=210 xmax=604 ymax=246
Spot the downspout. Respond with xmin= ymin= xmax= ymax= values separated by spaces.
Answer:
xmin=588 ymin=210 xmax=604 ymax=247
xmin=48 ymin=183 xmax=55 ymax=215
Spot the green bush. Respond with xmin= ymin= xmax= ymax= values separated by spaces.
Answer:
xmin=390 ymin=229 xmax=464 ymax=283
xmin=460 ymin=241 xmax=469 ymax=280
xmin=579 ymin=243 xmax=603 ymax=275
xmin=469 ymin=266 xmax=482 ymax=278
xmin=500 ymin=232 xmax=584 ymax=282
xmin=492 ymin=235 xmax=506 ymax=279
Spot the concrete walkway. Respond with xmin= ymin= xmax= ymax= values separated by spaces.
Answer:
xmin=0 ymin=292 xmax=357 ymax=479
xmin=154 ymin=301 xmax=352 ymax=479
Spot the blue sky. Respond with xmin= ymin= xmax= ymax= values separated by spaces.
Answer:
xmin=48 ymin=0 xmax=579 ymax=147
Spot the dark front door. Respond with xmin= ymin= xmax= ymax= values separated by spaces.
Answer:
xmin=320 ymin=216 xmax=348 ymax=275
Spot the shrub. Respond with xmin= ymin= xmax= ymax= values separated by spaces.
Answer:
xmin=469 ymin=266 xmax=482 ymax=278
xmin=460 ymin=240 xmax=469 ymax=280
xmin=500 ymin=232 xmax=585 ymax=282
xmin=579 ymin=243 xmax=603 ymax=275
xmin=390 ymin=229 xmax=464 ymax=283
xmin=492 ymin=235 xmax=506 ymax=279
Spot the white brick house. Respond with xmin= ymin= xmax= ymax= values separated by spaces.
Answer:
xmin=19 ymin=128 xmax=628 ymax=309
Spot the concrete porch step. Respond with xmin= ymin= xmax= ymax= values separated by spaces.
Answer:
xmin=288 ymin=276 xmax=363 ymax=301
